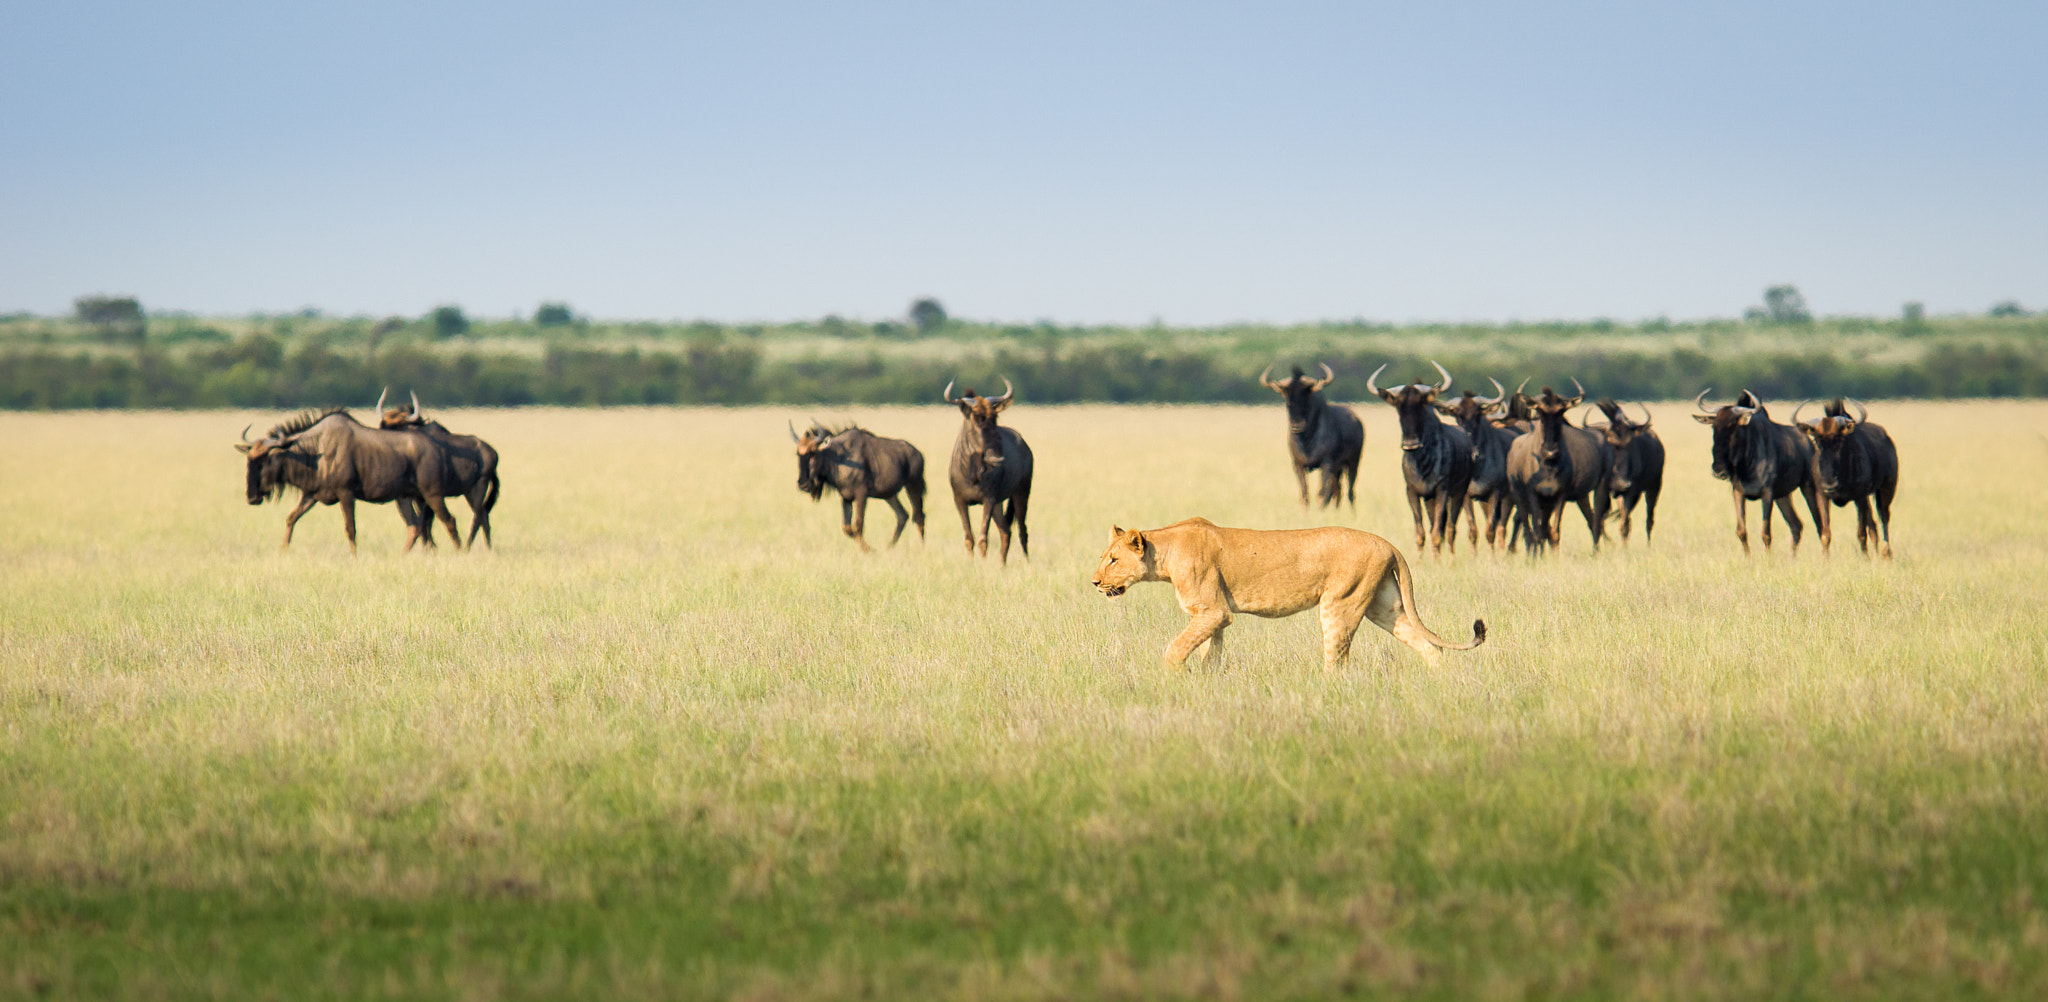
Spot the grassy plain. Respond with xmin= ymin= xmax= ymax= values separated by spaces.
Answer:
xmin=3 ymin=401 xmax=2046 ymax=1000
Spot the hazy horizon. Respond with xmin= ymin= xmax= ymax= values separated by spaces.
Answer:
xmin=4 ymin=2 xmax=2043 ymax=325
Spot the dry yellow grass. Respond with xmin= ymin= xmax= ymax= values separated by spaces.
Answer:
xmin=2 ymin=400 xmax=2046 ymax=1000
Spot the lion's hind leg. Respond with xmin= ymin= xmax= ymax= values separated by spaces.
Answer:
xmin=1318 ymin=580 xmax=1375 ymax=671
xmin=1364 ymin=573 xmax=1444 ymax=664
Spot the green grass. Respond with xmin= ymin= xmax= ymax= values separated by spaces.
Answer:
xmin=4 ymin=402 xmax=2047 ymax=999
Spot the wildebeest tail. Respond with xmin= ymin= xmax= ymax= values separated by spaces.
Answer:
xmin=1389 ymin=546 xmax=1487 ymax=651
xmin=480 ymin=471 xmax=501 ymax=515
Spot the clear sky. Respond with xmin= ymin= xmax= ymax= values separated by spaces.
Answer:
xmin=2 ymin=1 xmax=2042 ymax=325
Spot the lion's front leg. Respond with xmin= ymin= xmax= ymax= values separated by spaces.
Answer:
xmin=1164 ymin=608 xmax=1231 ymax=670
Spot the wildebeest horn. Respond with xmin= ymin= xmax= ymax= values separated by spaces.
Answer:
xmin=1694 ymin=388 xmax=1715 ymax=413
xmin=1515 ymin=377 xmax=1530 ymax=398
xmin=1790 ymin=401 xmax=1810 ymax=428
xmin=991 ymin=378 xmax=1014 ymax=405
xmin=1634 ymin=402 xmax=1653 ymax=427
xmin=409 ymin=390 xmax=421 ymax=420
xmin=1567 ymin=378 xmax=1585 ymax=405
xmin=240 ymin=423 xmax=252 ymax=442
xmin=942 ymin=380 xmax=959 ymax=404
xmin=1850 ymin=399 xmax=1867 ymax=424
xmin=788 ymin=419 xmax=801 ymax=443
xmin=375 ymin=387 xmax=387 ymax=414
xmin=1258 ymin=364 xmax=1282 ymax=390
xmin=1478 ymin=378 xmax=1505 ymax=406
xmin=1311 ymin=362 xmax=1335 ymax=390
xmin=1366 ymin=363 xmax=1388 ymax=397
xmin=1431 ymin=360 xmax=1452 ymax=393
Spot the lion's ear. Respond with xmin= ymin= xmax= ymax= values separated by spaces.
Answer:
xmin=1109 ymin=525 xmax=1123 ymax=540
xmin=1126 ymin=530 xmax=1145 ymax=550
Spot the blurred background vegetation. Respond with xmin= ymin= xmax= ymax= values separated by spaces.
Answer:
xmin=3 ymin=290 xmax=2044 ymax=409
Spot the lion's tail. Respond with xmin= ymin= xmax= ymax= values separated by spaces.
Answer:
xmin=1389 ymin=546 xmax=1487 ymax=651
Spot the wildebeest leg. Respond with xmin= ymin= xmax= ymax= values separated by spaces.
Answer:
xmin=1874 ymin=491 xmax=1894 ymax=559
xmin=850 ymin=492 xmax=874 ymax=552
xmin=1407 ymin=490 xmax=1427 ymax=550
xmin=1011 ymin=488 xmax=1030 ymax=559
xmin=1852 ymin=496 xmax=1875 ymax=556
xmin=1344 ymin=461 xmax=1359 ymax=512
xmin=955 ymin=497 xmax=977 ymax=555
xmin=882 ymin=495 xmax=911 ymax=547
xmin=1802 ymin=484 xmax=1828 ymax=554
xmin=1464 ymin=496 xmax=1479 ymax=549
xmin=1773 ymin=494 xmax=1804 ymax=553
xmin=280 ymin=493 xmax=318 ymax=550
xmin=1165 ymin=607 xmax=1230 ymax=670
xmin=1444 ymin=491 xmax=1463 ymax=554
xmin=338 ymin=493 xmax=359 ymax=555
xmin=399 ymin=497 xmax=435 ymax=552
xmin=422 ymin=494 xmax=462 ymax=551
xmin=1576 ymin=497 xmax=1602 ymax=553
xmin=1643 ymin=486 xmax=1660 ymax=545
xmin=1617 ymin=491 xmax=1637 ymax=545
xmin=993 ymin=497 xmax=1017 ymax=564
xmin=1732 ymin=489 xmax=1750 ymax=554
xmin=907 ymin=482 xmax=927 ymax=542
xmin=977 ymin=496 xmax=997 ymax=559
xmin=1293 ymin=461 xmax=1311 ymax=510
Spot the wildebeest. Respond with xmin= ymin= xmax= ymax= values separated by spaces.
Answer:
xmin=1792 ymin=398 xmax=1898 ymax=558
xmin=790 ymin=420 xmax=928 ymax=551
xmin=1691 ymin=389 xmax=1830 ymax=555
xmin=1586 ymin=398 xmax=1665 ymax=546
xmin=1368 ymin=361 xmax=1472 ymax=556
xmin=1436 ymin=378 xmax=1522 ymax=552
xmin=377 ymin=389 xmax=502 ymax=548
xmin=944 ymin=379 xmax=1034 ymax=563
xmin=1258 ymin=363 xmax=1365 ymax=510
xmin=1505 ymin=382 xmax=1613 ymax=555
xmin=235 ymin=408 xmax=462 ymax=553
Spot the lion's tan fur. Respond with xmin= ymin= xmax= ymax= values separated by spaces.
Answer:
xmin=1091 ymin=518 xmax=1485 ymax=669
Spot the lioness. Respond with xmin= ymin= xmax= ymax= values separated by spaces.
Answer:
xmin=1091 ymin=518 xmax=1486 ymax=669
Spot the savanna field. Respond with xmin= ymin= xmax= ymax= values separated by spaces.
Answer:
xmin=3 ymin=401 xmax=2047 ymax=1000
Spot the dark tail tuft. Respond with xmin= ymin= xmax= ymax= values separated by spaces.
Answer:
xmin=1472 ymin=619 xmax=1487 ymax=645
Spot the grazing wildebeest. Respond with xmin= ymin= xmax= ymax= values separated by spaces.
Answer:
xmin=1792 ymin=398 xmax=1898 ymax=558
xmin=1587 ymin=398 xmax=1665 ymax=546
xmin=790 ymin=419 xmax=927 ymax=551
xmin=1258 ymin=363 xmax=1365 ymax=510
xmin=1691 ymin=389 xmax=1830 ymax=555
xmin=1437 ymin=378 xmax=1522 ymax=551
xmin=377 ymin=390 xmax=502 ymax=548
xmin=944 ymin=379 xmax=1034 ymax=563
xmin=235 ymin=408 xmax=462 ymax=553
xmin=1504 ymin=382 xmax=1613 ymax=556
xmin=1368 ymin=361 xmax=1472 ymax=556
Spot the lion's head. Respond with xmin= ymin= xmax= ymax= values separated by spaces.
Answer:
xmin=1091 ymin=526 xmax=1151 ymax=598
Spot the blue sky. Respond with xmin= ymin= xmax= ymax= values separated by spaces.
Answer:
xmin=2 ymin=1 xmax=2042 ymax=324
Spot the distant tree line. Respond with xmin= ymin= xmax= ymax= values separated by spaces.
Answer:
xmin=6 ymin=336 xmax=2048 ymax=410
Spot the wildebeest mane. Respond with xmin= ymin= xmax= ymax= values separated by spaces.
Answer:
xmin=265 ymin=406 xmax=350 ymax=441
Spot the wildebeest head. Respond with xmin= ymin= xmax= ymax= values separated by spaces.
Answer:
xmin=1434 ymin=378 xmax=1507 ymax=442
xmin=1501 ymin=378 xmax=1537 ymax=425
xmin=1090 ymin=526 xmax=1152 ymax=598
xmin=1691 ymin=388 xmax=1765 ymax=481
xmin=788 ymin=419 xmax=839 ymax=500
xmin=1587 ymin=397 xmax=1651 ymax=490
xmin=376 ymin=387 xmax=425 ymax=430
xmin=234 ymin=410 xmax=333 ymax=504
xmin=943 ymin=378 xmax=1014 ymax=470
xmin=1529 ymin=381 xmax=1587 ymax=462
xmin=1792 ymin=398 xmax=1867 ymax=495
xmin=1368 ymin=360 xmax=1454 ymax=450
xmin=1259 ymin=363 xmax=1334 ymax=433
